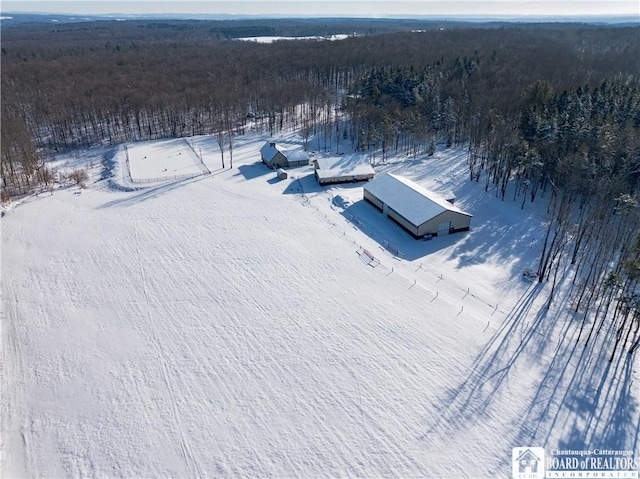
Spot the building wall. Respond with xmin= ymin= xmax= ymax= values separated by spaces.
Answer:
xmin=287 ymin=158 xmax=309 ymax=167
xmin=417 ymin=211 xmax=471 ymax=236
xmin=387 ymin=206 xmax=420 ymax=236
xmin=363 ymin=189 xmax=384 ymax=210
xmin=318 ymin=173 xmax=374 ymax=185
xmin=271 ymin=152 xmax=288 ymax=168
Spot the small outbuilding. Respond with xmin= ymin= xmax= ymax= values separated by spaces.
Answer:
xmin=260 ymin=141 xmax=310 ymax=168
xmin=314 ymin=155 xmax=376 ymax=185
xmin=283 ymin=149 xmax=311 ymax=167
xmin=276 ymin=168 xmax=288 ymax=180
xmin=363 ymin=173 xmax=472 ymax=238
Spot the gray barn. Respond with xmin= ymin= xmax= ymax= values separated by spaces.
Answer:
xmin=260 ymin=141 xmax=310 ymax=168
xmin=363 ymin=173 xmax=472 ymax=238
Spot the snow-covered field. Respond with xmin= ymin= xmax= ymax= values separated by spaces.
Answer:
xmin=127 ymin=138 xmax=208 ymax=182
xmin=236 ymin=34 xmax=350 ymax=43
xmin=2 ymin=132 xmax=638 ymax=477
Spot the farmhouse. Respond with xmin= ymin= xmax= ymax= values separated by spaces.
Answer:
xmin=313 ymin=155 xmax=376 ymax=185
xmin=363 ymin=173 xmax=472 ymax=238
xmin=260 ymin=141 xmax=310 ymax=168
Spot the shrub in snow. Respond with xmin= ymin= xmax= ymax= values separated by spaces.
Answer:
xmin=68 ymin=169 xmax=89 ymax=188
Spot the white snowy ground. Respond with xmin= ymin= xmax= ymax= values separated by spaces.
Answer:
xmin=127 ymin=138 xmax=207 ymax=181
xmin=2 ymin=132 xmax=638 ymax=478
xmin=236 ymin=35 xmax=350 ymax=43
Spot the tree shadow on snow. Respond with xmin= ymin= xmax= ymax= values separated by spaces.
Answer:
xmin=96 ymin=174 xmax=209 ymax=209
xmin=454 ymin=225 xmax=541 ymax=275
xmin=522 ymin=323 xmax=639 ymax=454
xmin=420 ymin=281 xmax=639 ymax=459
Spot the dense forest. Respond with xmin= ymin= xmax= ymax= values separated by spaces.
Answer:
xmin=2 ymin=19 xmax=640 ymax=361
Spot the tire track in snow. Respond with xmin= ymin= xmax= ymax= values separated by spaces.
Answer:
xmin=2 ymin=270 xmax=37 ymax=478
xmin=134 ymin=222 xmax=204 ymax=478
xmin=346 ymin=365 xmax=392 ymax=475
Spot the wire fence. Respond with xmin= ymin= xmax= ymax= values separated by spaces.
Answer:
xmin=124 ymin=143 xmax=208 ymax=184
xmin=382 ymin=240 xmax=406 ymax=259
xmin=131 ymin=172 xmax=204 ymax=184
xmin=183 ymin=138 xmax=212 ymax=175
xmin=294 ymin=185 xmax=508 ymax=328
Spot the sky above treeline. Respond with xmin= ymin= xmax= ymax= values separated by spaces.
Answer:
xmin=2 ymin=0 xmax=639 ymax=18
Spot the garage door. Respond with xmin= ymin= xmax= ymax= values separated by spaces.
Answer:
xmin=438 ymin=222 xmax=451 ymax=235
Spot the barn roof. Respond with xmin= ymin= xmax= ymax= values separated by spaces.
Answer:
xmin=364 ymin=173 xmax=472 ymax=226
xmin=314 ymin=155 xmax=375 ymax=180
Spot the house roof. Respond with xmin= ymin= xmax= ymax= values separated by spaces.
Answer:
xmin=314 ymin=155 xmax=375 ymax=180
xmin=364 ymin=173 xmax=472 ymax=226
xmin=261 ymin=142 xmax=309 ymax=164
xmin=260 ymin=141 xmax=282 ymax=162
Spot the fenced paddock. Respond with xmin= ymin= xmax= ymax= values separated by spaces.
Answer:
xmin=126 ymin=139 xmax=209 ymax=183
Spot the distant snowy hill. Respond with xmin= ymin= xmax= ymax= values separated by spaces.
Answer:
xmin=1 ymin=12 xmax=637 ymax=27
